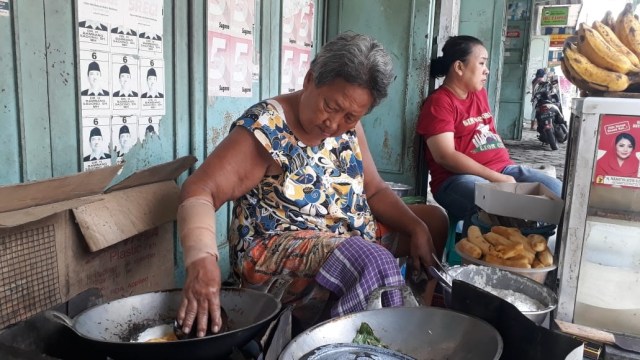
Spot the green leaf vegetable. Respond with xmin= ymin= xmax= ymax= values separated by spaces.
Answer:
xmin=352 ymin=322 xmax=388 ymax=348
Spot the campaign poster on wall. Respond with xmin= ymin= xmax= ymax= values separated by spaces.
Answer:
xmin=281 ymin=0 xmax=314 ymax=94
xmin=593 ymin=115 xmax=640 ymax=188
xmin=82 ymin=117 xmax=112 ymax=171
xmin=207 ymin=0 xmax=255 ymax=98
xmin=76 ymin=0 xmax=164 ymax=170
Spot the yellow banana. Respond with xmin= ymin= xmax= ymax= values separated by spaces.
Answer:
xmin=576 ymin=23 xmax=638 ymax=74
xmin=563 ymin=42 xmax=635 ymax=92
xmin=561 ymin=54 xmax=608 ymax=93
xmin=602 ymin=10 xmax=615 ymax=31
xmin=592 ymin=20 xmax=640 ymax=68
xmin=615 ymin=3 xmax=640 ymax=57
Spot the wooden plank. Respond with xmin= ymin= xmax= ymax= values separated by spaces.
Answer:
xmin=45 ymin=0 xmax=81 ymax=177
xmin=172 ymin=0 xmax=191 ymax=177
xmin=190 ymin=0 xmax=207 ymax=169
xmin=0 ymin=164 xmax=121 ymax=213
xmin=14 ymin=0 xmax=53 ymax=181
xmin=0 ymin=1 xmax=21 ymax=185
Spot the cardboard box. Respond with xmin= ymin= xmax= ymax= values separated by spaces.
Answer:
xmin=0 ymin=156 xmax=195 ymax=329
xmin=475 ymin=182 xmax=564 ymax=225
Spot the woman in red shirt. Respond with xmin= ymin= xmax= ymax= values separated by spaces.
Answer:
xmin=416 ymin=36 xmax=562 ymax=227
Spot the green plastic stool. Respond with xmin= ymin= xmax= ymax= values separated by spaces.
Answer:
xmin=444 ymin=218 xmax=462 ymax=266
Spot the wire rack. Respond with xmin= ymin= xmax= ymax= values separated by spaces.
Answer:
xmin=0 ymin=224 xmax=62 ymax=328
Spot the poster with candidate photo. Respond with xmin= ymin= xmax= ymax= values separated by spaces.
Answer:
xmin=80 ymin=50 xmax=111 ymax=115
xmin=207 ymin=0 xmax=255 ymax=98
xmin=131 ymin=0 xmax=164 ymax=57
xmin=77 ymin=0 xmax=118 ymax=53
xmin=280 ymin=0 xmax=314 ymax=93
xmin=140 ymin=58 xmax=165 ymax=115
xmin=111 ymin=54 xmax=140 ymax=113
xmin=82 ymin=117 xmax=112 ymax=171
xmin=208 ymin=0 xmax=255 ymax=38
xmin=593 ymin=114 xmax=640 ymax=188
xmin=282 ymin=0 xmax=314 ymax=48
xmin=139 ymin=116 xmax=160 ymax=141
xmin=109 ymin=11 xmax=139 ymax=55
xmin=111 ymin=115 xmax=137 ymax=164
xmin=76 ymin=0 xmax=165 ymax=171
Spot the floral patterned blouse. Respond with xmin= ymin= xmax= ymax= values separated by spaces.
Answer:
xmin=229 ymin=100 xmax=376 ymax=259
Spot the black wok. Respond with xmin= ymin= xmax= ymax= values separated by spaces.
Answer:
xmin=46 ymin=288 xmax=281 ymax=360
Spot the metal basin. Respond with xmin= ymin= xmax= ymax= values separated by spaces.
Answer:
xmin=279 ymin=306 xmax=503 ymax=359
xmin=385 ymin=181 xmax=412 ymax=198
xmin=442 ymin=265 xmax=557 ymax=325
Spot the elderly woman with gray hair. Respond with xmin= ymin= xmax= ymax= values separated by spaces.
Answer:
xmin=176 ymin=32 xmax=448 ymax=336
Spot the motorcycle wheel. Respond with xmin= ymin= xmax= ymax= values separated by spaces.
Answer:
xmin=555 ymin=124 xmax=568 ymax=143
xmin=544 ymin=127 xmax=558 ymax=150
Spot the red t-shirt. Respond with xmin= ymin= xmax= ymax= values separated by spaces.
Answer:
xmin=416 ymin=87 xmax=513 ymax=193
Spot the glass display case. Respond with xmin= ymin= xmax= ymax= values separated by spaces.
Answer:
xmin=556 ymin=97 xmax=640 ymax=337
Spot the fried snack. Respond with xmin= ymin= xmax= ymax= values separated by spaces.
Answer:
xmin=532 ymin=258 xmax=546 ymax=269
xmin=528 ymin=234 xmax=547 ymax=252
xmin=467 ymin=225 xmax=501 ymax=257
xmin=490 ymin=226 xmax=536 ymax=263
xmin=484 ymin=254 xmax=532 ymax=269
xmin=483 ymin=232 xmax=513 ymax=247
xmin=494 ymin=242 xmax=524 ymax=259
xmin=537 ymin=247 xmax=554 ymax=267
xmin=457 ymin=238 xmax=483 ymax=259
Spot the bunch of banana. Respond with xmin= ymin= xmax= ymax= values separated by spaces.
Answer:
xmin=615 ymin=3 xmax=640 ymax=57
xmin=562 ymin=42 xmax=640 ymax=92
xmin=592 ymin=20 xmax=640 ymax=68
xmin=602 ymin=11 xmax=616 ymax=31
xmin=576 ymin=23 xmax=640 ymax=74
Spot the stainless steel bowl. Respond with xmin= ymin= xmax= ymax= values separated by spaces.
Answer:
xmin=442 ymin=265 xmax=557 ymax=325
xmin=385 ymin=182 xmax=412 ymax=198
xmin=455 ymin=241 xmax=556 ymax=284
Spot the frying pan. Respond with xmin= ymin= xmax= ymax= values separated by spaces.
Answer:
xmin=279 ymin=286 xmax=503 ymax=359
xmin=45 ymin=288 xmax=280 ymax=360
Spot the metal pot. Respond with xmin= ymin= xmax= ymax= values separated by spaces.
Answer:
xmin=385 ymin=181 xmax=412 ymax=198
xmin=279 ymin=286 xmax=503 ymax=360
xmin=46 ymin=288 xmax=280 ymax=360
xmin=443 ymin=265 xmax=557 ymax=325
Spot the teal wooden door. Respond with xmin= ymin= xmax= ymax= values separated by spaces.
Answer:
xmin=458 ymin=0 xmax=507 ymax=123
xmin=497 ymin=0 xmax=532 ymax=140
xmin=324 ymin=0 xmax=436 ymax=191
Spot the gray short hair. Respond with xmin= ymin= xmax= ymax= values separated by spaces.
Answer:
xmin=309 ymin=32 xmax=394 ymax=111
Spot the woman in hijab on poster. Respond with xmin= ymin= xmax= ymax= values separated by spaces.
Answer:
xmin=595 ymin=132 xmax=640 ymax=180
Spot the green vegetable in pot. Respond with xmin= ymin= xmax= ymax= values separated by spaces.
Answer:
xmin=352 ymin=322 xmax=388 ymax=348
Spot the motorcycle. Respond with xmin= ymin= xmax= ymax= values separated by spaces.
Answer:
xmin=532 ymin=79 xmax=568 ymax=151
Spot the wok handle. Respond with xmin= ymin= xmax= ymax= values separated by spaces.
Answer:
xmin=366 ymin=285 xmax=419 ymax=310
xmin=44 ymin=310 xmax=75 ymax=329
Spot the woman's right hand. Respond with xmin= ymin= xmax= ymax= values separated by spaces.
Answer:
xmin=177 ymin=255 xmax=222 ymax=337
xmin=492 ymin=173 xmax=516 ymax=183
